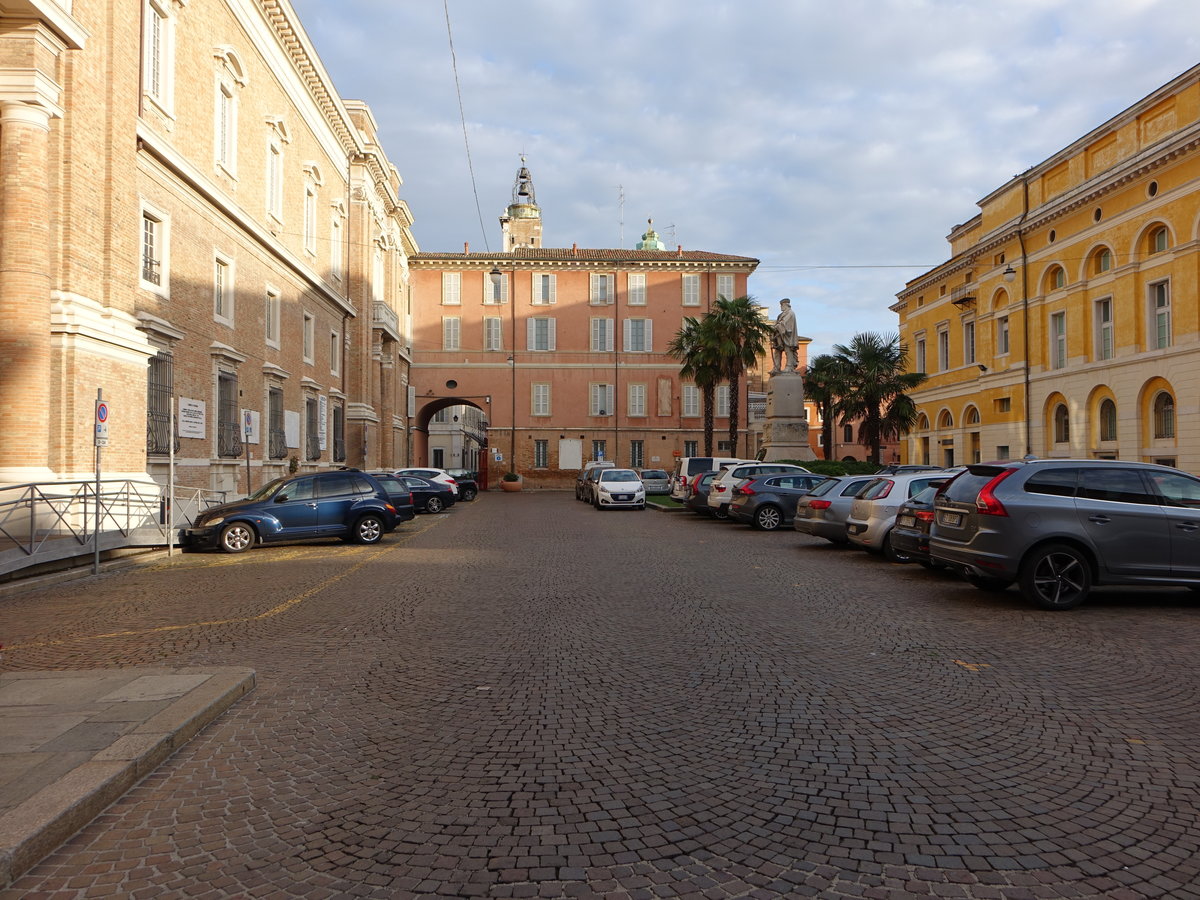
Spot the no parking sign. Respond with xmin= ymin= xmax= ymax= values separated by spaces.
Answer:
xmin=95 ymin=399 xmax=110 ymax=447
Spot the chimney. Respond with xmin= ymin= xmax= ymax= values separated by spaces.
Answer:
xmin=676 ymin=245 xmax=683 ymax=257
xmin=464 ymin=241 xmax=469 ymax=254
xmin=571 ymin=242 xmax=578 ymax=255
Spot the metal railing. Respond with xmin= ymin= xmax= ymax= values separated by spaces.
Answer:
xmin=0 ymin=479 xmax=228 ymax=578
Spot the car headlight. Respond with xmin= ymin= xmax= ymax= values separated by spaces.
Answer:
xmin=202 ymin=515 xmax=225 ymax=527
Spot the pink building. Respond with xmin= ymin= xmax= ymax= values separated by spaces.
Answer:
xmin=409 ymin=164 xmax=760 ymax=489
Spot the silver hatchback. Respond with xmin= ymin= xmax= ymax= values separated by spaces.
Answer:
xmin=930 ymin=458 xmax=1200 ymax=610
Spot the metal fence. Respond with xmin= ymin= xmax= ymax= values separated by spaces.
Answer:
xmin=0 ymin=479 xmax=228 ymax=578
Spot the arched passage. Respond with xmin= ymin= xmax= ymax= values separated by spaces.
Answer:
xmin=412 ymin=396 xmax=491 ymax=483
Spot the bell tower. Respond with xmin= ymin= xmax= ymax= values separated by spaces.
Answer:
xmin=499 ymin=156 xmax=542 ymax=250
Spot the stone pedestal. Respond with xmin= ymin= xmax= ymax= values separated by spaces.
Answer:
xmin=761 ymin=372 xmax=816 ymax=461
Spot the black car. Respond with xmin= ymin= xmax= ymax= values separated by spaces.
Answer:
xmin=365 ymin=474 xmax=418 ymax=523
xmin=181 ymin=470 xmax=400 ymax=553
xmin=888 ymin=483 xmax=941 ymax=565
xmin=446 ymin=468 xmax=479 ymax=501
xmin=402 ymin=475 xmax=456 ymax=513
xmin=685 ymin=471 xmax=719 ymax=516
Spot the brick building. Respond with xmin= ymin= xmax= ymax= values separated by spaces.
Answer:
xmin=896 ymin=64 xmax=1200 ymax=472
xmin=0 ymin=0 xmax=414 ymax=496
xmin=409 ymin=163 xmax=761 ymax=489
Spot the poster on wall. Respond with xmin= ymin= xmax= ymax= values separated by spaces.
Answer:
xmin=319 ymin=395 xmax=328 ymax=451
xmin=284 ymin=410 xmax=300 ymax=449
xmin=178 ymin=398 xmax=206 ymax=439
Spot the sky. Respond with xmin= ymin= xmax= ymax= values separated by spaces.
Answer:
xmin=288 ymin=0 xmax=1200 ymax=357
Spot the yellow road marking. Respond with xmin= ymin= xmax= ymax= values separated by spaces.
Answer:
xmin=6 ymin=519 xmax=441 ymax=651
xmin=953 ymin=659 xmax=992 ymax=672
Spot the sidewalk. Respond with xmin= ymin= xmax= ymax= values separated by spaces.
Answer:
xmin=0 ymin=665 xmax=255 ymax=887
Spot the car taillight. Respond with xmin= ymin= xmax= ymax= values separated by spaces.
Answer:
xmin=915 ymin=509 xmax=935 ymax=522
xmin=735 ymin=485 xmax=755 ymax=496
xmin=714 ymin=484 xmax=727 ymax=493
xmin=874 ymin=480 xmax=895 ymax=499
xmin=809 ymin=499 xmax=832 ymax=509
xmin=976 ymin=469 xmax=1016 ymax=516
xmin=448 ymin=478 xmax=457 ymax=484
xmin=385 ymin=503 xmax=396 ymax=513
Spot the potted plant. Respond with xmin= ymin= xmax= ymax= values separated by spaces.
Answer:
xmin=500 ymin=471 xmax=522 ymax=492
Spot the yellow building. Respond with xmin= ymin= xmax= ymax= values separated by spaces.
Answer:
xmin=895 ymin=64 xmax=1200 ymax=472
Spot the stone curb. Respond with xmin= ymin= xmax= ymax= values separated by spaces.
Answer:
xmin=0 ymin=666 xmax=256 ymax=888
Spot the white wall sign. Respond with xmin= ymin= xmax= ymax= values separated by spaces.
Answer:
xmin=318 ymin=395 xmax=328 ymax=451
xmin=178 ymin=398 xmax=206 ymax=439
xmin=284 ymin=410 xmax=300 ymax=449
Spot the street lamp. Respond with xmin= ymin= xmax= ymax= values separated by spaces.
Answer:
xmin=506 ymin=354 xmax=515 ymax=474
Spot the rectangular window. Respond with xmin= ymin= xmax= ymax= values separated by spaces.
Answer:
xmin=303 ymin=313 xmax=315 ymax=363
xmin=484 ymin=316 xmax=503 ymax=351
xmin=627 ymin=273 xmax=646 ymax=306
xmin=1094 ymin=297 xmax=1113 ymax=361
xmin=534 ymin=439 xmax=549 ymax=468
xmin=937 ymin=329 xmax=949 ymax=371
xmin=624 ymin=318 xmax=653 ymax=352
xmin=592 ymin=439 xmax=607 ymax=461
xmin=997 ymin=316 xmax=1010 ymax=356
xmin=146 ymin=351 xmax=174 ymax=456
xmin=532 ymin=273 xmax=556 ymax=305
xmin=717 ymin=274 xmax=734 ymax=301
xmin=1050 ymin=311 xmax=1067 ymax=368
xmin=216 ymin=82 xmax=236 ymax=173
xmin=442 ymin=272 xmax=461 ymax=305
xmin=330 ymin=218 xmax=343 ymax=280
xmin=682 ymin=384 xmax=700 ymax=418
xmin=143 ymin=0 xmax=174 ymax=112
xmin=213 ymin=256 xmax=233 ymax=324
xmin=684 ymin=440 xmax=698 ymax=456
xmin=630 ymin=440 xmax=644 ymax=468
xmin=265 ymin=289 xmax=281 ymax=347
xmin=996 ymin=445 xmax=1010 ymax=460
xmin=1150 ymin=281 xmax=1171 ymax=349
xmin=268 ymin=387 xmax=287 ymax=459
xmin=432 ymin=448 xmax=444 ymax=469
xmin=304 ymin=395 xmax=320 ymax=460
xmin=527 ymin=317 xmax=556 ymax=351
xmin=442 ymin=316 xmax=461 ymax=351
xmin=590 ymin=273 xmax=614 ymax=305
xmin=330 ymin=330 xmax=340 ymax=376
xmin=303 ymin=186 xmax=317 ymax=255
xmin=682 ymin=273 xmax=700 ymax=306
xmin=995 ymin=397 xmax=1012 ymax=413
xmin=914 ymin=337 xmax=926 ymax=373
xmin=590 ymin=317 xmax=614 ymax=351
xmin=963 ymin=320 xmax=976 ymax=364
xmin=628 ymin=383 xmax=646 ymax=417
xmin=484 ymin=272 xmax=509 ymax=304
xmin=532 ymin=382 xmax=550 ymax=416
xmin=141 ymin=209 xmax=167 ymax=291
xmin=590 ymin=383 xmax=614 ymax=416
xmin=266 ymin=142 xmax=283 ymax=219
xmin=217 ymin=371 xmax=241 ymax=458
xmin=716 ymin=385 xmax=730 ymax=418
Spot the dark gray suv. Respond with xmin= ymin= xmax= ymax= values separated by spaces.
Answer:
xmin=930 ymin=459 xmax=1200 ymax=610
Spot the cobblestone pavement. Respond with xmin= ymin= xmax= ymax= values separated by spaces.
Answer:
xmin=2 ymin=493 xmax=1200 ymax=899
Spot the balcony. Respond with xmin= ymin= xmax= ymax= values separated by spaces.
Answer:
xmin=950 ymin=283 xmax=977 ymax=308
xmin=372 ymin=301 xmax=401 ymax=342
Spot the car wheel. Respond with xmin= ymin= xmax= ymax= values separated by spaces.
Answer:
xmin=713 ymin=505 xmax=730 ymax=521
xmin=964 ymin=573 xmax=1014 ymax=592
xmin=218 ymin=522 xmax=254 ymax=553
xmin=353 ymin=514 xmax=384 ymax=545
xmin=882 ymin=531 xmax=912 ymax=564
xmin=1019 ymin=543 xmax=1092 ymax=610
xmin=425 ymin=497 xmax=444 ymax=514
xmin=753 ymin=505 xmax=783 ymax=531
xmin=460 ymin=487 xmax=477 ymax=502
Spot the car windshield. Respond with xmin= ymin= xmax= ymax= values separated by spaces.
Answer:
xmin=601 ymin=470 xmax=639 ymax=482
xmin=641 ymin=470 xmax=667 ymax=479
xmin=244 ymin=477 xmax=288 ymax=502
xmin=807 ymin=478 xmax=840 ymax=497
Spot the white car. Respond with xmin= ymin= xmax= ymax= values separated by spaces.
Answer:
xmin=846 ymin=470 xmax=958 ymax=561
xmin=392 ymin=467 xmax=459 ymax=497
xmin=591 ymin=468 xmax=646 ymax=510
xmin=707 ymin=462 xmax=811 ymax=519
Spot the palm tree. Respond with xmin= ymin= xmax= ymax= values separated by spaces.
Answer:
xmin=706 ymin=296 xmax=773 ymax=457
xmin=830 ymin=332 xmax=927 ymax=465
xmin=803 ymin=353 xmax=850 ymax=460
xmin=666 ymin=316 xmax=720 ymax=455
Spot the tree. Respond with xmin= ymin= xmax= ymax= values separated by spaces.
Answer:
xmin=706 ymin=296 xmax=773 ymax=458
xmin=666 ymin=316 xmax=720 ymax=455
xmin=830 ymin=332 xmax=927 ymax=465
xmin=803 ymin=353 xmax=851 ymax=461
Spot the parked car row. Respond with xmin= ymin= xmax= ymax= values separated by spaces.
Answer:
xmin=182 ymin=464 xmax=476 ymax=554
xmin=575 ymin=464 xmax=647 ymax=509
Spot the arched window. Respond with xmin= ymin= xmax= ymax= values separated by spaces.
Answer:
xmin=965 ymin=406 xmax=980 ymax=426
xmin=1099 ymin=399 xmax=1117 ymax=442
xmin=842 ymin=424 xmax=853 ymax=443
xmin=937 ymin=410 xmax=953 ymax=430
xmin=1050 ymin=266 xmax=1066 ymax=290
xmin=1153 ymin=391 xmax=1175 ymax=439
xmin=1054 ymin=404 xmax=1070 ymax=443
xmin=1151 ymin=226 xmax=1169 ymax=254
xmin=1093 ymin=248 xmax=1112 ymax=274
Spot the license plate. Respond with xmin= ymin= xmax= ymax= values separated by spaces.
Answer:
xmin=614 ymin=494 xmax=630 ymax=501
xmin=897 ymin=514 xmax=915 ymax=528
xmin=941 ymin=511 xmax=962 ymax=527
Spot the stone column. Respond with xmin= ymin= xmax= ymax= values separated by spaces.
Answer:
xmin=761 ymin=372 xmax=817 ymax=461
xmin=0 ymin=101 xmax=56 ymax=484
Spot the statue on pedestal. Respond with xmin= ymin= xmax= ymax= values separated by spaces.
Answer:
xmin=769 ymin=298 xmax=798 ymax=374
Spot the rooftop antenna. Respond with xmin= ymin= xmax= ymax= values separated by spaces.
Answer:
xmin=664 ymin=223 xmax=676 ymax=245
xmin=618 ymin=184 xmax=625 ymax=247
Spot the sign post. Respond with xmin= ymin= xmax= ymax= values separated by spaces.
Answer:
xmin=93 ymin=390 xmax=108 ymax=575
xmin=244 ymin=410 xmax=253 ymax=494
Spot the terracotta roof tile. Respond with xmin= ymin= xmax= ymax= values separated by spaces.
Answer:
xmin=410 ymin=247 xmax=758 ymax=265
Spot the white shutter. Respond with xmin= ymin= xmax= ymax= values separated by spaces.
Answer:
xmin=547 ymin=274 xmax=556 ymax=304
xmin=628 ymin=273 xmax=646 ymax=306
xmin=485 ymin=317 xmax=502 ymax=350
xmin=442 ymin=317 xmax=460 ymax=350
xmin=547 ymin=317 xmax=556 ymax=350
xmin=644 ymin=319 xmax=653 ymax=352
xmin=606 ymin=384 xmax=614 ymax=415
xmin=629 ymin=383 xmax=646 ymax=416
xmin=590 ymin=384 xmax=601 ymax=415
xmin=717 ymin=274 xmax=734 ymax=302
xmin=527 ymin=317 xmax=536 ymax=350
xmin=532 ymin=383 xmax=550 ymax=416
xmin=623 ymin=318 xmax=632 ymax=352
xmin=716 ymin=385 xmax=730 ymax=417
xmin=442 ymin=272 xmax=460 ymax=305
xmin=683 ymin=384 xmax=699 ymax=417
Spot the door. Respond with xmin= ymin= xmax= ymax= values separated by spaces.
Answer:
xmin=270 ymin=476 xmax=320 ymax=537
xmin=1074 ymin=467 xmax=1171 ymax=578
xmin=1143 ymin=468 xmax=1200 ymax=577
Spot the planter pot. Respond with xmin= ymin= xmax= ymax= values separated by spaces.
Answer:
xmin=500 ymin=480 xmax=522 ymax=492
